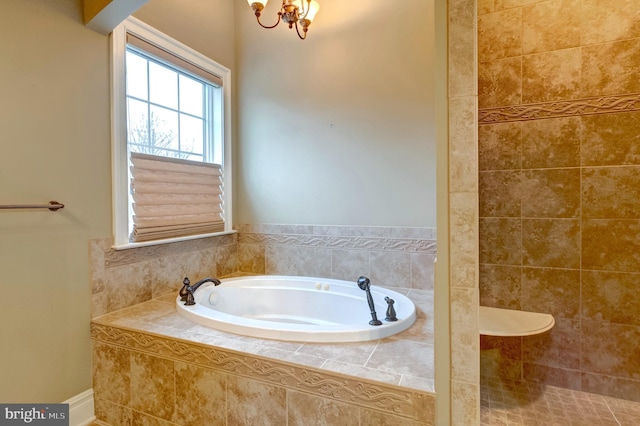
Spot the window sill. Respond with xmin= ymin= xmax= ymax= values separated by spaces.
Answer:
xmin=111 ymin=230 xmax=237 ymax=251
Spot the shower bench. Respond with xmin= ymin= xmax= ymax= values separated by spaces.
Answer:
xmin=479 ymin=306 xmax=555 ymax=336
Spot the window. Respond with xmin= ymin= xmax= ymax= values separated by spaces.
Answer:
xmin=111 ymin=18 xmax=232 ymax=248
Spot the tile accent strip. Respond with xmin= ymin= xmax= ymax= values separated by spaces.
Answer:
xmin=238 ymin=232 xmax=437 ymax=253
xmin=479 ymin=93 xmax=640 ymax=124
xmin=91 ymin=323 xmax=435 ymax=422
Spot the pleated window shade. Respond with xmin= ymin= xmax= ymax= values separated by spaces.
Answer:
xmin=130 ymin=152 xmax=224 ymax=242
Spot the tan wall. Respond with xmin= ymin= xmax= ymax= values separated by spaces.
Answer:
xmin=233 ymin=0 xmax=437 ymax=227
xmin=0 ymin=0 xmax=235 ymax=403
xmin=478 ymin=0 xmax=640 ymax=401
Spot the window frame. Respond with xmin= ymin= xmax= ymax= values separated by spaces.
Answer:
xmin=111 ymin=17 xmax=233 ymax=249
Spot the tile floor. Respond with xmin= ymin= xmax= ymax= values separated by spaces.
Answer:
xmin=481 ymin=378 xmax=640 ymax=426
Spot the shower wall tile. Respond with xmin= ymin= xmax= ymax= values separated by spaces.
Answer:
xmin=522 ymin=363 xmax=582 ymax=390
xmin=582 ymin=38 xmax=640 ymax=96
xmin=479 ymin=170 xmax=522 ymax=217
xmin=582 ymin=270 xmax=640 ymax=326
xmin=522 ymin=0 xmax=581 ymax=54
xmin=581 ymin=0 xmax=640 ymax=45
xmin=581 ymin=111 xmax=640 ymax=166
xmin=521 ymin=169 xmax=581 ymax=218
xmin=450 ymin=287 xmax=480 ymax=383
xmin=582 ymin=219 xmax=640 ymax=272
xmin=521 ymin=219 xmax=580 ymax=268
xmin=521 ymin=267 xmax=580 ymax=318
xmin=522 ymin=318 xmax=581 ymax=369
xmin=581 ymin=319 xmax=640 ymax=379
xmin=478 ymin=56 xmax=522 ymax=108
xmin=582 ymin=166 xmax=640 ymax=219
xmin=478 ymin=7 xmax=522 ymax=62
xmin=478 ymin=122 xmax=522 ymax=171
xmin=479 ymin=0 xmax=640 ymax=401
xmin=479 ymin=264 xmax=521 ymax=309
xmin=521 ymin=117 xmax=581 ymax=169
xmin=581 ymin=372 xmax=640 ymax=402
xmin=480 ymin=335 xmax=522 ymax=381
xmin=522 ymin=48 xmax=581 ymax=103
xmin=479 ymin=218 xmax=522 ymax=265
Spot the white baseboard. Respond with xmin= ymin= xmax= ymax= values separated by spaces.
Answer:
xmin=64 ymin=389 xmax=96 ymax=426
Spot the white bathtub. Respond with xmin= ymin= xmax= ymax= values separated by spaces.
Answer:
xmin=176 ymin=275 xmax=417 ymax=343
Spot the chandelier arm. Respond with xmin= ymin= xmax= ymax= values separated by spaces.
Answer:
xmin=294 ymin=20 xmax=307 ymax=40
xmin=299 ymin=0 xmax=311 ymax=20
xmin=256 ymin=11 xmax=282 ymax=29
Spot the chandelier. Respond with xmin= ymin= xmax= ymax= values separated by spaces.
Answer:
xmin=247 ymin=0 xmax=320 ymax=40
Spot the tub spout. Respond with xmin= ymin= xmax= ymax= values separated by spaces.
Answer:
xmin=357 ymin=276 xmax=382 ymax=326
xmin=180 ymin=277 xmax=221 ymax=306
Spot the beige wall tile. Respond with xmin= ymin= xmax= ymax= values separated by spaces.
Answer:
xmin=360 ymin=408 xmax=430 ymax=426
xmin=94 ymin=398 xmax=132 ymax=426
xmin=92 ymin=341 xmax=131 ymax=406
xmin=215 ymin=244 xmax=237 ymax=277
xmin=478 ymin=0 xmax=495 ymax=15
xmin=522 ymin=318 xmax=581 ymax=368
xmin=287 ymin=390 xmax=359 ymax=426
xmin=582 ymin=219 xmax=640 ymax=272
xmin=521 ymin=267 xmax=580 ymax=318
xmin=174 ymin=362 xmax=226 ymax=425
xmin=449 ymin=96 xmax=479 ymax=193
xmin=449 ymin=0 xmax=477 ymax=98
xmin=150 ymin=249 xmax=215 ymax=299
xmin=582 ymin=0 xmax=640 ymax=45
xmin=130 ymin=352 xmax=175 ymax=421
xmin=480 ymin=335 xmax=522 ymax=381
xmin=227 ymin=376 xmax=286 ymax=426
xmin=478 ymin=7 xmax=522 ymax=62
xmin=521 ymin=117 xmax=581 ymax=169
xmin=238 ymin=243 xmax=265 ymax=274
xmin=522 ymin=0 xmax=581 ymax=54
xmin=478 ymin=122 xmax=522 ymax=171
xmin=581 ymin=319 xmax=640 ymax=378
xmin=479 ymin=218 xmax=522 ymax=265
xmin=521 ymin=219 xmax=580 ymax=268
xmin=582 ymin=270 xmax=640 ymax=326
xmin=451 ymin=381 xmax=480 ymax=426
xmin=330 ymin=249 xmax=370 ymax=281
xmin=479 ymin=57 xmax=522 ymax=108
xmin=581 ymin=111 xmax=640 ymax=167
xmin=451 ymin=287 xmax=480 ymax=383
xmin=479 ymin=170 xmax=522 ymax=217
xmin=479 ymin=264 xmax=521 ymax=309
xmin=265 ymin=245 xmax=332 ymax=276
xmin=370 ymin=251 xmax=412 ymax=288
xmin=582 ymin=38 xmax=640 ymax=97
xmin=105 ymin=261 xmax=153 ymax=312
xmin=450 ymin=192 xmax=479 ymax=288
xmin=410 ymin=253 xmax=436 ymax=290
xmin=522 ymin=362 xmax=581 ymax=389
xmin=582 ymin=166 xmax=640 ymax=219
xmin=521 ymin=169 xmax=581 ymax=218
xmin=581 ymin=372 xmax=640 ymax=402
xmin=523 ymin=48 xmax=581 ymax=103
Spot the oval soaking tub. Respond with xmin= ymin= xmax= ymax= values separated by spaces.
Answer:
xmin=176 ymin=275 xmax=417 ymax=343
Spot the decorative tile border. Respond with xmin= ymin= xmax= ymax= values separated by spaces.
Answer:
xmin=91 ymin=323 xmax=435 ymax=422
xmin=479 ymin=93 xmax=640 ymax=124
xmin=238 ymin=232 xmax=437 ymax=253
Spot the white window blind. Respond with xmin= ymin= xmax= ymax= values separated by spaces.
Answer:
xmin=130 ymin=152 xmax=224 ymax=242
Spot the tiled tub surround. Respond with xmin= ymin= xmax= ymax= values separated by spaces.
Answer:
xmin=89 ymin=225 xmax=436 ymax=425
xmin=478 ymin=0 xmax=640 ymax=402
xmin=92 ymin=288 xmax=435 ymax=425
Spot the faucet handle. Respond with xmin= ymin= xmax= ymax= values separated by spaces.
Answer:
xmin=179 ymin=277 xmax=191 ymax=301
